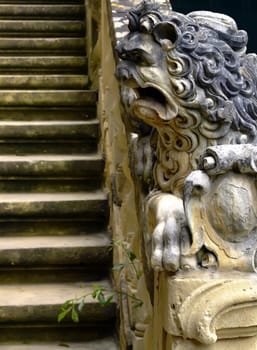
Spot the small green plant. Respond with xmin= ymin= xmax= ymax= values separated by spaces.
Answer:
xmin=58 ymin=240 xmax=143 ymax=323
xmin=112 ymin=239 xmax=143 ymax=280
xmin=58 ymin=285 xmax=114 ymax=323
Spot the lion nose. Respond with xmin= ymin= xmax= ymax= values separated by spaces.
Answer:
xmin=115 ymin=64 xmax=130 ymax=82
xmin=115 ymin=43 xmax=124 ymax=58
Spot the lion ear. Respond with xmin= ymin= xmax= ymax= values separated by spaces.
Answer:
xmin=153 ymin=22 xmax=178 ymax=50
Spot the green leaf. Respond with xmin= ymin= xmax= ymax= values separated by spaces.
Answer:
xmin=71 ymin=306 xmax=79 ymax=323
xmin=78 ymin=299 xmax=85 ymax=312
xmin=104 ymin=295 xmax=114 ymax=306
xmin=136 ymin=268 xmax=143 ymax=280
xmin=131 ymin=295 xmax=143 ymax=308
xmin=97 ymin=291 xmax=105 ymax=305
xmin=92 ymin=285 xmax=104 ymax=299
xmin=57 ymin=306 xmax=72 ymax=323
xmin=60 ymin=300 xmax=72 ymax=311
xmin=112 ymin=263 xmax=125 ymax=271
xmin=113 ymin=240 xmax=122 ymax=247
xmin=128 ymin=251 xmax=137 ymax=262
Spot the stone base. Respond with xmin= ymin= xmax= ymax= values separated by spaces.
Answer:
xmin=160 ymin=271 xmax=257 ymax=346
xmin=168 ymin=335 xmax=257 ymax=349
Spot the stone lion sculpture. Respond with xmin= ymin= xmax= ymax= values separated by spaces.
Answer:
xmin=116 ymin=1 xmax=257 ymax=273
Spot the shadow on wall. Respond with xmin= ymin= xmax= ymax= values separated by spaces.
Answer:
xmin=171 ymin=0 xmax=257 ymax=53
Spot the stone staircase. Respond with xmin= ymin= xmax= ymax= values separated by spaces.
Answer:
xmin=0 ymin=0 xmax=117 ymax=349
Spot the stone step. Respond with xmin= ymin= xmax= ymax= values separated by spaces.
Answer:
xmin=0 ymin=280 xmax=115 ymax=323
xmin=0 ymin=339 xmax=118 ymax=350
xmin=0 ymin=324 xmax=116 ymax=346
xmin=0 ymin=221 xmax=106 ymax=237
xmin=0 ymin=0 xmax=83 ymax=2
xmin=0 ymin=107 xmax=95 ymax=121
xmin=0 ymin=75 xmax=88 ymax=89
xmin=0 ymin=120 xmax=98 ymax=139
xmin=0 ymin=0 xmax=84 ymax=2
xmin=0 ymin=56 xmax=87 ymax=72
xmin=0 ymin=234 xmax=111 ymax=266
xmin=0 ymin=142 xmax=97 ymax=155
xmin=0 ymin=20 xmax=85 ymax=36
xmin=0 ymin=38 xmax=85 ymax=51
xmin=0 ymin=154 xmax=103 ymax=178
xmin=0 ymin=191 xmax=108 ymax=218
xmin=0 ymin=5 xmax=84 ymax=19
xmin=0 ymin=266 xmax=108 ymax=284
xmin=0 ymin=179 xmax=102 ymax=193
xmin=0 ymin=90 xmax=97 ymax=107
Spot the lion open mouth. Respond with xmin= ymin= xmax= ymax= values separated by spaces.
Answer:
xmin=132 ymin=86 xmax=178 ymax=123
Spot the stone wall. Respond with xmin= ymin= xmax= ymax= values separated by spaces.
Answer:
xmin=86 ymin=1 xmax=153 ymax=348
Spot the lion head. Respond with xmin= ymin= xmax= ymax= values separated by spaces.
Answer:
xmin=116 ymin=1 xmax=257 ymax=196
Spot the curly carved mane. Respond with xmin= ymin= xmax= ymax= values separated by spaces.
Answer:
xmin=164 ymin=10 xmax=257 ymax=138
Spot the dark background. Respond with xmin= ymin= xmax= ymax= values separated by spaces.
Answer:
xmin=171 ymin=0 xmax=257 ymax=53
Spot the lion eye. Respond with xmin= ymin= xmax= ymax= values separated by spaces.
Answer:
xmin=130 ymin=50 xmax=152 ymax=66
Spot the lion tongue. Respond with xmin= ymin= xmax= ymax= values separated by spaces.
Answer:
xmin=133 ymin=98 xmax=167 ymax=122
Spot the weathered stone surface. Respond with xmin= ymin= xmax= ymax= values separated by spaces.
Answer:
xmin=0 ymin=107 xmax=95 ymax=121
xmin=0 ymin=340 xmax=118 ymax=350
xmin=0 ymin=75 xmax=88 ymax=89
xmin=0 ymin=154 xmax=103 ymax=177
xmin=0 ymin=5 xmax=84 ymax=18
xmin=0 ymin=20 xmax=85 ymax=34
xmin=0 ymin=233 xmax=111 ymax=265
xmin=0 ymin=90 xmax=97 ymax=106
xmin=0 ymin=120 xmax=97 ymax=139
xmin=0 ymin=143 xmax=97 ymax=156
xmin=0 ymin=38 xmax=85 ymax=51
xmin=0 ymin=56 xmax=87 ymax=71
xmin=0 ymin=280 xmax=115 ymax=323
xmin=0 ymin=191 xmax=108 ymax=218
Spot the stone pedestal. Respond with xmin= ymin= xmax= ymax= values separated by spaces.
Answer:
xmin=160 ymin=272 xmax=257 ymax=349
xmin=167 ymin=336 xmax=257 ymax=350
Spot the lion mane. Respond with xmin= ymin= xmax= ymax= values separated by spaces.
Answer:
xmin=117 ymin=1 xmax=257 ymax=196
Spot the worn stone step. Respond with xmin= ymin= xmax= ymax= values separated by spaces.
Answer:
xmin=0 ymin=266 xmax=109 ymax=284
xmin=0 ymin=339 xmax=118 ymax=350
xmin=0 ymin=324 xmax=116 ymax=345
xmin=0 ymin=0 xmax=83 ymax=3
xmin=0 ymin=5 xmax=84 ymax=19
xmin=0 ymin=221 xmax=106 ymax=237
xmin=0 ymin=120 xmax=98 ymax=139
xmin=0 ymin=234 xmax=111 ymax=266
xmin=0 ymin=280 xmax=115 ymax=323
xmin=0 ymin=56 xmax=87 ymax=72
xmin=0 ymin=179 xmax=102 ymax=193
xmin=0 ymin=20 xmax=84 ymax=35
xmin=0 ymin=75 xmax=88 ymax=89
xmin=0 ymin=90 xmax=97 ymax=107
xmin=0 ymin=142 xmax=97 ymax=155
xmin=0 ymin=38 xmax=85 ymax=51
xmin=0 ymin=154 xmax=103 ymax=177
xmin=0 ymin=191 xmax=108 ymax=218
xmin=0 ymin=0 xmax=84 ymax=3
xmin=0 ymin=107 xmax=95 ymax=121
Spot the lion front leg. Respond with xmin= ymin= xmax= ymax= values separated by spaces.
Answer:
xmin=146 ymin=192 xmax=186 ymax=272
